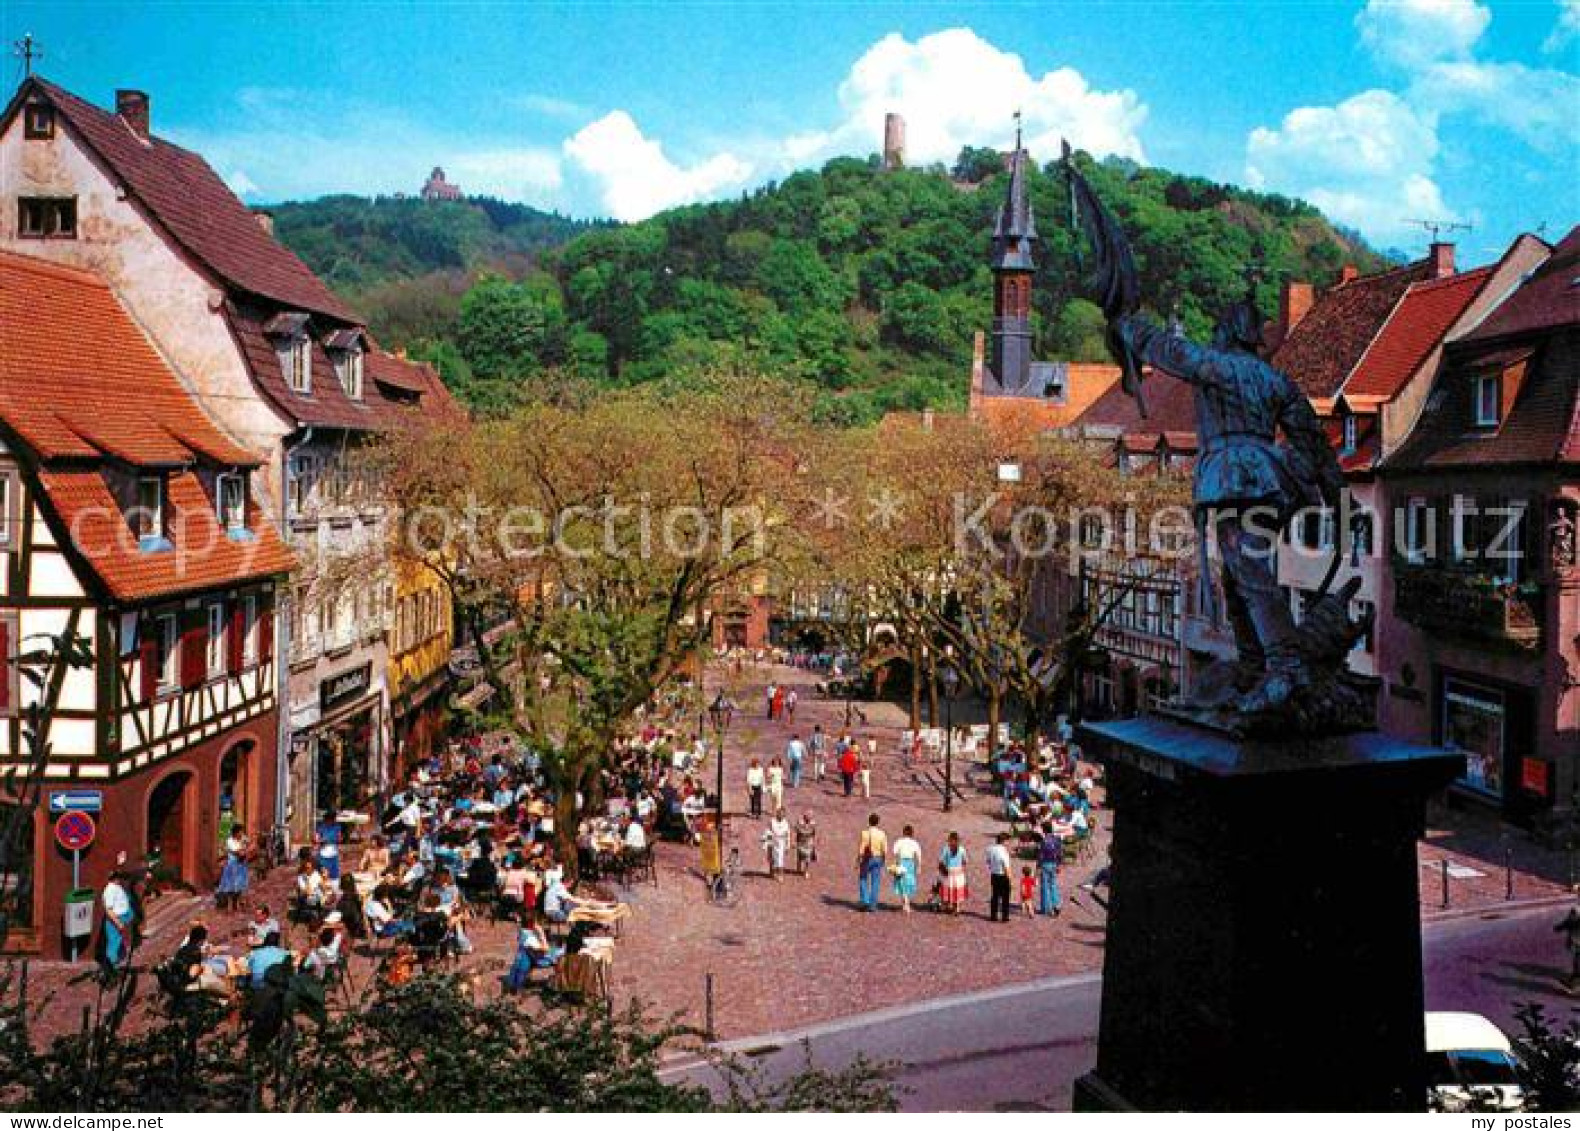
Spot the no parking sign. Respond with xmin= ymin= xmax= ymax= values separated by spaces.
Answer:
xmin=54 ymin=810 xmax=96 ymax=852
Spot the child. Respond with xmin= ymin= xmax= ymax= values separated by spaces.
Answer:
xmin=1019 ymin=865 xmax=1037 ymax=918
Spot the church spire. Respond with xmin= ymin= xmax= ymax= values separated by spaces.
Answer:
xmin=991 ymin=111 xmax=1037 ymax=271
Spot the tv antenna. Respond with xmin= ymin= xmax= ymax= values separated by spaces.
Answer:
xmin=12 ymin=33 xmax=42 ymax=78
xmin=1403 ymin=218 xmax=1472 ymax=241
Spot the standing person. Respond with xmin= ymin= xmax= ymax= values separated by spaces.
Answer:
xmin=860 ymin=738 xmax=876 ymax=798
xmin=771 ymin=685 xmax=786 ymax=722
xmin=1556 ymin=890 xmax=1580 ymax=988
xmin=891 ymin=825 xmax=923 ymax=914
xmin=746 ymin=758 xmax=766 ymax=818
xmin=986 ymin=833 xmax=1013 ymax=923
xmin=785 ymin=687 xmax=798 ymax=723
xmin=765 ymin=756 xmax=786 ymax=814
xmin=810 ymin=726 xmax=828 ymax=782
xmin=99 ymin=870 xmax=134 ymax=981
xmin=762 ymin=810 xmax=791 ymax=880
xmin=1019 ymin=866 xmax=1037 ymax=918
xmin=314 ymin=811 xmax=342 ymax=881
xmin=837 ymin=742 xmax=860 ymax=798
xmin=794 ymin=812 xmax=818 ymax=876
xmin=857 ymin=813 xmax=888 ymax=912
xmin=1037 ymin=824 xmax=1064 ymax=918
xmin=765 ymin=682 xmax=778 ymax=720
xmin=938 ymin=833 xmax=969 ymax=916
xmin=786 ymin=734 xmax=806 ymax=788
xmin=216 ymin=826 xmax=251 ymax=911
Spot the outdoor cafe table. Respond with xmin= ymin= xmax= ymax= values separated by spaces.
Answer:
xmin=554 ymin=946 xmax=612 ymax=1000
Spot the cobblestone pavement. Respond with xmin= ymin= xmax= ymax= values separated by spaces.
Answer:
xmin=14 ymin=664 xmax=1569 ymax=1043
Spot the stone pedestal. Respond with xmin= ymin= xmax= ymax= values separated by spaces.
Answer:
xmin=1073 ymin=716 xmax=1461 ymax=1112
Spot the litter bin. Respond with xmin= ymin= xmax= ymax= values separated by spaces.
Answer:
xmin=64 ymin=887 xmax=95 ymax=960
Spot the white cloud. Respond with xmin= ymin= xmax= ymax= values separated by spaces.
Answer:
xmin=444 ymin=148 xmax=564 ymax=197
xmin=1245 ymin=90 xmax=1451 ymax=241
xmin=510 ymin=93 xmax=591 ymax=122
xmin=563 ymin=110 xmax=752 ymax=221
xmin=223 ymin=168 xmax=260 ymax=198
xmin=829 ymin=28 xmax=1147 ymax=165
xmin=1356 ymin=0 xmax=1490 ymax=70
xmin=1412 ymin=59 xmax=1580 ymax=152
xmin=1545 ymin=0 xmax=1580 ymax=52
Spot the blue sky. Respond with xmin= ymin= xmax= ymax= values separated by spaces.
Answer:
xmin=6 ymin=1 xmax=1576 ymax=260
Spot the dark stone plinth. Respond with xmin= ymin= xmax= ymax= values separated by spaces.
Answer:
xmin=1072 ymin=716 xmax=1461 ymax=1112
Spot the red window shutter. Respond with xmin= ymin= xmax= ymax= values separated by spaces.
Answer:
xmin=139 ymin=633 xmax=158 ymax=700
xmin=0 ymin=619 xmax=11 ymax=714
xmin=228 ymin=601 xmax=245 ymax=674
xmin=259 ymin=598 xmax=274 ymax=661
xmin=181 ymin=617 xmax=206 ymax=690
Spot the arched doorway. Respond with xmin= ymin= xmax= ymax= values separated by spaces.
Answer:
xmin=218 ymin=740 xmax=254 ymax=847
xmin=147 ymin=770 xmax=194 ymax=883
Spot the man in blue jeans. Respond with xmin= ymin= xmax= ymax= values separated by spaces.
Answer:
xmin=1037 ymin=825 xmax=1063 ymax=917
xmin=786 ymin=734 xmax=806 ymax=788
xmin=857 ymin=813 xmax=888 ymax=912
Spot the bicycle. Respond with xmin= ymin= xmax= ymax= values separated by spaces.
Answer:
xmin=707 ymin=846 xmax=742 ymax=908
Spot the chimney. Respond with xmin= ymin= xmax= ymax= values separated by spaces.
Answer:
xmin=254 ymin=210 xmax=275 ymax=236
xmin=115 ymin=90 xmax=150 ymax=140
xmin=1280 ymin=281 xmax=1314 ymax=338
xmin=1339 ymin=264 xmax=1359 ymax=284
xmin=1429 ymin=241 xmax=1456 ymax=279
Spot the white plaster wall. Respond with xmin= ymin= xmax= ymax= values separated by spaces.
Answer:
xmin=0 ymin=116 xmax=292 ymax=516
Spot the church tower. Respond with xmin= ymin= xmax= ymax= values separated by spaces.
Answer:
xmin=988 ymin=121 xmax=1037 ymax=393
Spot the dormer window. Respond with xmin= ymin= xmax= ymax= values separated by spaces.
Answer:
xmin=287 ymin=336 xmax=312 ymax=393
xmin=1341 ymin=414 xmax=1358 ymax=454
xmin=1474 ymin=373 xmax=1500 ymax=428
xmin=134 ymin=475 xmax=168 ymax=550
xmin=23 ymin=102 xmax=54 ymax=140
xmin=337 ymin=345 xmax=363 ymax=400
xmin=217 ymin=473 xmax=248 ymax=535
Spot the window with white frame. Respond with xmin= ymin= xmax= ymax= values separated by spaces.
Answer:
xmin=155 ymin=613 xmax=179 ymax=693
xmin=134 ymin=475 xmax=165 ymax=548
xmin=336 ymin=346 xmax=363 ymax=400
xmin=286 ymin=335 xmax=312 ymax=394
xmin=0 ymin=472 xmax=14 ymax=548
xmin=206 ymin=602 xmax=226 ymax=679
xmin=242 ymin=595 xmax=259 ymax=666
xmin=218 ymin=473 xmax=246 ymax=534
xmin=287 ymin=453 xmax=319 ymax=516
xmin=1404 ymin=497 xmax=1430 ymax=563
xmin=1474 ymin=373 xmax=1500 ymax=427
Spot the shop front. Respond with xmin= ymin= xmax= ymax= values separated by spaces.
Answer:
xmin=1435 ymin=669 xmax=1540 ymax=824
xmin=286 ymin=662 xmax=386 ymax=842
xmin=392 ymin=669 xmax=450 ymax=783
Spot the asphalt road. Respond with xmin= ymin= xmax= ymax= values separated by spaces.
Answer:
xmin=674 ymin=903 xmax=1578 ymax=1111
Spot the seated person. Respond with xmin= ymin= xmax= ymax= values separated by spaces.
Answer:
xmin=246 ymin=930 xmax=291 ymax=988
xmin=294 ymin=859 xmax=328 ymax=913
xmin=505 ymin=911 xmax=563 ymax=990
xmin=365 ymin=884 xmax=414 ymax=938
xmin=358 ymin=834 xmax=392 ymax=876
xmin=411 ymin=892 xmax=451 ymax=962
xmin=165 ymin=922 xmax=232 ymax=997
xmin=247 ymin=904 xmax=280 ymax=949
xmin=336 ymin=874 xmax=367 ymax=939
xmin=302 ymin=924 xmax=344 ymax=980
xmin=621 ymin=816 xmax=647 ymax=853
xmin=463 ymin=847 xmax=499 ymax=898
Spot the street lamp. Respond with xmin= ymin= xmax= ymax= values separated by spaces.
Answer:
xmin=940 ymin=659 xmax=961 ymax=812
xmin=708 ymin=691 xmax=732 ymax=859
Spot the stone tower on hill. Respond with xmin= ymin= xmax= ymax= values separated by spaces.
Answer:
xmin=882 ymin=112 xmax=905 ymax=169
xmin=421 ymin=166 xmax=463 ymax=201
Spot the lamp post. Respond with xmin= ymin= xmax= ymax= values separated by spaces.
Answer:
xmin=940 ymin=660 xmax=960 ymax=812
xmin=708 ymin=691 xmax=731 ymax=857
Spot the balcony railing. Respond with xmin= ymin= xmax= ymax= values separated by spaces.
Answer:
xmin=1393 ymin=563 xmax=1543 ymax=650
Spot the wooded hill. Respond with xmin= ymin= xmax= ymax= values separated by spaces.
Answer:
xmin=270 ymin=150 xmax=1389 ymax=422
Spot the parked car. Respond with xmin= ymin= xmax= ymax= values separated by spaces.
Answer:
xmin=1426 ymin=1011 xmax=1526 ymax=1112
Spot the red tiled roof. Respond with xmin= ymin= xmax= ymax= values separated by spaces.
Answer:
xmin=227 ymin=304 xmax=457 ymax=431
xmin=41 ymin=470 xmax=295 ymax=603
xmin=1385 ymin=335 xmax=1580 ymax=471
xmin=1074 ymin=366 xmax=1198 ymax=440
xmin=1341 ymin=267 xmax=1493 ymax=401
xmin=1271 ymin=259 xmax=1436 ymax=398
xmin=1463 ymin=225 xmax=1580 ymax=344
xmin=0 ymin=251 xmax=256 ymax=466
xmin=14 ymin=78 xmax=355 ymax=323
